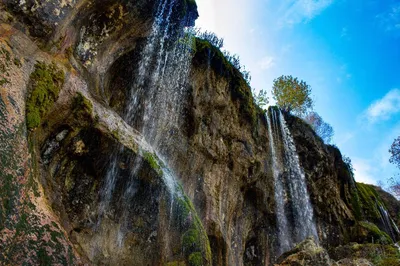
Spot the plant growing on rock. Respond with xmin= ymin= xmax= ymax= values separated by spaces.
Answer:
xmin=26 ymin=62 xmax=64 ymax=130
xmin=272 ymin=75 xmax=313 ymax=116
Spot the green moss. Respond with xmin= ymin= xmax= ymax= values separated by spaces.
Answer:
xmin=174 ymin=185 xmax=211 ymax=265
xmin=72 ymin=92 xmax=93 ymax=118
xmin=356 ymin=183 xmax=384 ymax=220
xmin=188 ymin=252 xmax=202 ymax=266
xmin=13 ymin=58 xmax=22 ymax=68
xmin=37 ymin=248 xmax=52 ymax=266
xmin=142 ymin=151 xmax=162 ymax=176
xmin=359 ymin=221 xmax=392 ymax=244
xmin=165 ymin=261 xmax=186 ymax=266
xmin=0 ymin=77 xmax=10 ymax=86
xmin=1 ymin=47 xmax=11 ymax=61
xmin=182 ymin=229 xmax=201 ymax=253
xmin=26 ymin=62 xmax=64 ymax=130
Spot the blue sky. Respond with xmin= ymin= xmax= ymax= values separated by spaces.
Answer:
xmin=195 ymin=0 xmax=400 ymax=185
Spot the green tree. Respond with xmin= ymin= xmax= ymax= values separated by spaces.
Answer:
xmin=304 ymin=112 xmax=334 ymax=144
xmin=272 ymin=75 xmax=313 ymax=115
xmin=252 ymin=88 xmax=269 ymax=109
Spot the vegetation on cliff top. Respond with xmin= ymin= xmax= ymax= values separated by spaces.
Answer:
xmin=272 ymin=75 xmax=313 ymax=116
xmin=192 ymin=35 xmax=262 ymax=126
xmin=26 ymin=62 xmax=64 ymax=130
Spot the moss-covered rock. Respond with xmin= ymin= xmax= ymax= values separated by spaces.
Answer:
xmin=26 ymin=62 xmax=64 ymax=130
xmin=330 ymin=243 xmax=400 ymax=266
xmin=354 ymin=221 xmax=392 ymax=245
xmin=188 ymin=252 xmax=203 ymax=266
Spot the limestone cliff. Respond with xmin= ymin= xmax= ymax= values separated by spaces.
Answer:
xmin=0 ymin=1 xmax=399 ymax=266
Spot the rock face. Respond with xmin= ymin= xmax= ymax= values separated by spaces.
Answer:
xmin=0 ymin=1 xmax=400 ymax=265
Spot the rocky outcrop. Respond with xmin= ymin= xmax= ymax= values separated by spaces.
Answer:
xmin=0 ymin=0 xmax=400 ymax=265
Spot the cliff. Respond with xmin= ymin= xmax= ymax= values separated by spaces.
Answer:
xmin=0 ymin=1 xmax=399 ymax=265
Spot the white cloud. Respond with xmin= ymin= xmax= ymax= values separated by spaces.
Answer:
xmin=278 ymin=0 xmax=335 ymax=27
xmin=365 ymin=88 xmax=400 ymax=123
xmin=376 ymin=3 xmax=400 ymax=32
xmin=352 ymin=158 xmax=377 ymax=185
xmin=258 ymin=56 xmax=275 ymax=70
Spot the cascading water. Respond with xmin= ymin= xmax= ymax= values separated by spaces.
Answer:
xmin=278 ymin=110 xmax=319 ymax=244
xmin=267 ymin=108 xmax=319 ymax=257
xmin=97 ymin=0 xmax=196 ymax=246
xmin=377 ymin=203 xmax=400 ymax=242
xmin=266 ymin=110 xmax=291 ymax=255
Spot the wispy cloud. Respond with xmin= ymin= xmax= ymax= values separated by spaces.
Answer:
xmin=258 ymin=56 xmax=275 ymax=70
xmin=365 ymin=89 xmax=400 ymax=123
xmin=278 ymin=0 xmax=335 ymax=27
xmin=376 ymin=3 xmax=400 ymax=33
xmin=340 ymin=27 xmax=348 ymax=38
xmin=353 ymin=158 xmax=377 ymax=185
xmin=336 ymin=132 xmax=354 ymax=146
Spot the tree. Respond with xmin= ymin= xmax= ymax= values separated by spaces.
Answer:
xmin=343 ymin=155 xmax=354 ymax=176
xmin=304 ymin=112 xmax=334 ymax=144
xmin=388 ymin=137 xmax=400 ymax=197
xmin=272 ymin=75 xmax=313 ymax=115
xmin=252 ymin=88 xmax=269 ymax=109
xmin=389 ymin=136 xmax=400 ymax=169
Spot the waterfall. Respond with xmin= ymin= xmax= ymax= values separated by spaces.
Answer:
xmin=267 ymin=108 xmax=319 ymax=257
xmin=97 ymin=0 xmax=195 ymax=245
xmin=267 ymin=110 xmax=291 ymax=255
xmin=377 ymin=203 xmax=399 ymax=241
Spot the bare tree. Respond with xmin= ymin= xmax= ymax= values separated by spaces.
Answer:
xmin=304 ymin=112 xmax=334 ymax=144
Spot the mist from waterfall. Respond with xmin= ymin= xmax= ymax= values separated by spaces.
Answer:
xmin=267 ymin=108 xmax=319 ymax=257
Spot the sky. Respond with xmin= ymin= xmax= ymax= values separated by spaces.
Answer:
xmin=195 ymin=0 xmax=400 ymax=186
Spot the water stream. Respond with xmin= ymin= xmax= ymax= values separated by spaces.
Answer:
xmin=97 ymin=0 xmax=195 ymax=245
xmin=266 ymin=109 xmax=291 ymax=255
xmin=267 ymin=108 xmax=319 ymax=256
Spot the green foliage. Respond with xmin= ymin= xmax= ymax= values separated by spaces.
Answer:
xmin=272 ymin=75 xmax=313 ymax=115
xmin=26 ymin=62 xmax=64 ymax=130
xmin=252 ymin=88 xmax=269 ymax=109
xmin=188 ymin=252 xmax=203 ymax=266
